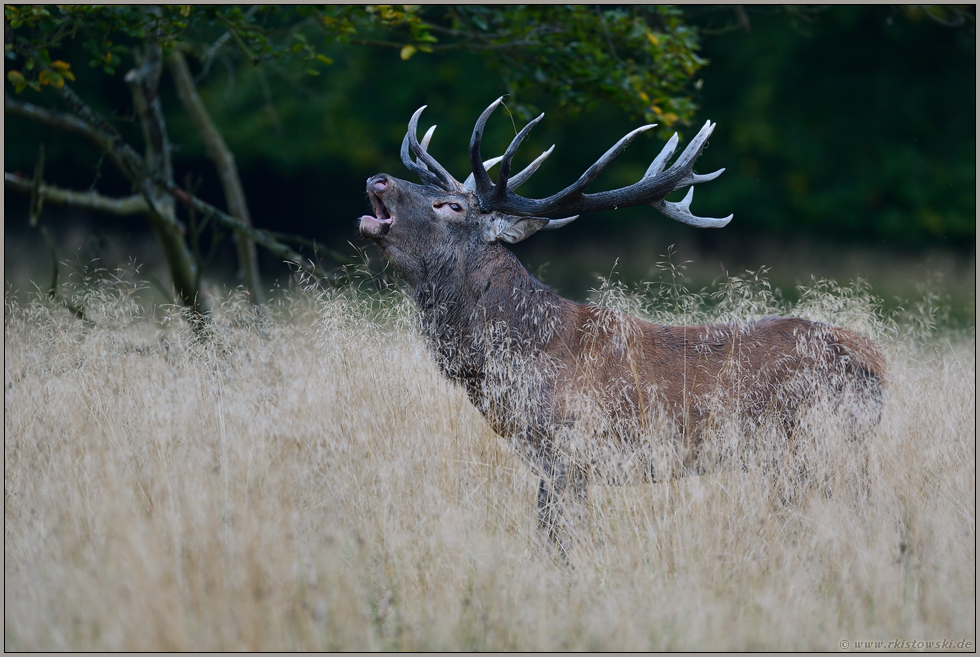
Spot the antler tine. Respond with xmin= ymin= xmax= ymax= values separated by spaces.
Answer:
xmin=403 ymin=106 xmax=460 ymax=191
xmin=408 ymin=124 xmax=438 ymax=173
xmin=474 ymin=123 xmax=656 ymax=217
xmin=463 ymin=156 xmax=503 ymax=191
xmin=667 ymin=120 xmax=717 ymax=182
xmin=419 ymin=124 xmax=437 ymax=157
xmin=540 ymin=215 xmax=579 ymax=230
xmin=546 ymin=124 xmax=657 ymax=203
xmin=652 ymin=187 xmax=733 ymax=228
xmin=401 ymin=131 xmax=443 ymax=188
xmin=491 ymin=112 xmax=544 ymax=202
xmin=644 ymin=123 xmax=724 ymax=185
xmin=507 ymin=144 xmax=554 ymax=190
xmin=468 ymin=96 xmax=505 ymax=197
xmin=644 ymin=132 xmax=679 ymax=178
xmin=690 ymin=167 xmax=727 ymax=184
xmin=464 ymin=145 xmax=553 ymax=192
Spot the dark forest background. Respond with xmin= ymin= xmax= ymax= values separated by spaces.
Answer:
xmin=4 ymin=5 xmax=975 ymax=324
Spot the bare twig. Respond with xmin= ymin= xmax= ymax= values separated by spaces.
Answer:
xmin=595 ymin=7 xmax=620 ymax=61
xmin=347 ymin=37 xmax=546 ymax=52
xmin=167 ymin=186 xmax=342 ymax=286
xmin=196 ymin=5 xmax=262 ymax=80
xmin=195 ymin=32 xmax=231 ymax=81
xmin=266 ymin=230 xmax=359 ymax=266
xmin=39 ymin=226 xmax=88 ymax=321
xmin=29 ymin=143 xmax=45 ymax=227
xmin=426 ymin=16 xmax=562 ymax=41
xmin=215 ymin=12 xmax=261 ymax=65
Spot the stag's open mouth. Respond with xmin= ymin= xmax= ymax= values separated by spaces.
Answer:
xmin=359 ymin=191 xmax=394 ymax=239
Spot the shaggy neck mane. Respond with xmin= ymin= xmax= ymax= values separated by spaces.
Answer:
xmin=410 ymin=242 xmax=570 ymax=387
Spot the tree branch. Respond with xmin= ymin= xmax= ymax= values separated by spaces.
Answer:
xmin=125 ymin=43 xmax=173 ymax=187
xmin=5 ymin=91 xmax=142 ymax=181
xmin=215 ymin=12 xmax=261 ymax=65
xmin=6 ymin=171 xmax=339 ymax=288
xmin=347 ymin=37 xmax=546 ymax=52
xmin=168 ymin=49 xmax=264 ymax=304
xmin=166 ymin=186 xmax=341 ymax=286
xmin=5 ymin=172 xmax=149 ymax=216
xmin=5 ymin=92 xmax=94 ymax=138
xmin=194 ymin=5 xmax=262 ymax=80
xmin=9 ymin=81 xmax=340 ymax=291
xmin=735 ymin=5 xmax=752 ymax=34
xmin=51 ymin=84 xmax=146 ymax=181
xmin=425 ymin=18 xmax=560 ymax=41
xmin=123 ymin=41 xmax=208 ymax=315
xmin=266 ymin=230 xmax=358 ymax=267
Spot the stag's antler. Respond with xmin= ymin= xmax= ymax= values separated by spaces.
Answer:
xmin=402 ymin=98 xmax=732 ymax=228
xmin=401 ymin=104 xmax=555 ymax=195
xmin=469 ymin=98 xmax=732 ymax=227
xmin=400 ymin=107 xmax=461 ymax=191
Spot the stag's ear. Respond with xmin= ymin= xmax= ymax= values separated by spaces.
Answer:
xmin=485 ymin=215 xmax=549 ymax=244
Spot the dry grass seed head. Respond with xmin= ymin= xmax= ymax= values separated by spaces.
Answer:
xmin=3 ymin=270 xmax=974 ymax=650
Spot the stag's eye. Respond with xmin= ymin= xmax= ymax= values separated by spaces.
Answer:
xmin=433 ymin=201 xmax=464 ymax=214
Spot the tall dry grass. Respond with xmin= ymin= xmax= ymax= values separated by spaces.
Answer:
xmin=4 ymin=267 xmax=975 ymax=650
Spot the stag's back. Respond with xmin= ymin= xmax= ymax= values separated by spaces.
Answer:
xmin=552 ymin=305 xmax=886 ymax=446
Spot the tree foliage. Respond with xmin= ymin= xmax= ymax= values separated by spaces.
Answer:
xmin=4 ymin=4 xmax=708 ymax=321
xmin=445 ymin=5 xmax=704 ymax=127
xmin=5 ymin=5 xmax=705 ymax=127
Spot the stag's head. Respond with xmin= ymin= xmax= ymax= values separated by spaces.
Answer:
xmin=360 ymin=97 xmax=733 ymax=286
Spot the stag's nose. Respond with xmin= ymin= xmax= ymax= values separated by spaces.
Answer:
xmin=367 ymin=174 xmax=389 ymax=193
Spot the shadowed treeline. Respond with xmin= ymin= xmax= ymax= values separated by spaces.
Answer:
xmin=4 ymin=6 xmax=974 ymax=309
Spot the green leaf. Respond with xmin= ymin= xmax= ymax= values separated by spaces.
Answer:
xmin=400 ymin=44 xmax=416 ymax=60
xmin=7 ymin=70 xmax=27 ymax=93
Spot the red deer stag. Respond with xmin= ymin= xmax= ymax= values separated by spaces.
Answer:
xmin=359 ymin=98 xmax=886 ymax=554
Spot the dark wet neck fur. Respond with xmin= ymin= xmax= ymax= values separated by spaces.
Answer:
xmin=409 ymin=242 xmax=568 ymax=385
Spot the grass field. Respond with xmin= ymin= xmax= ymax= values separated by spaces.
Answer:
xmin=4 ymin=269 xmax=975 ymax=650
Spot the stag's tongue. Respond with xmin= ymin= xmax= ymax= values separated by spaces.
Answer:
xmin=359 ymin=214 xmax=392 ymax=238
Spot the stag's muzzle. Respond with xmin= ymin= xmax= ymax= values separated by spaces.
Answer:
xmin=360 ymin=175 xmax=394 ymax=239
